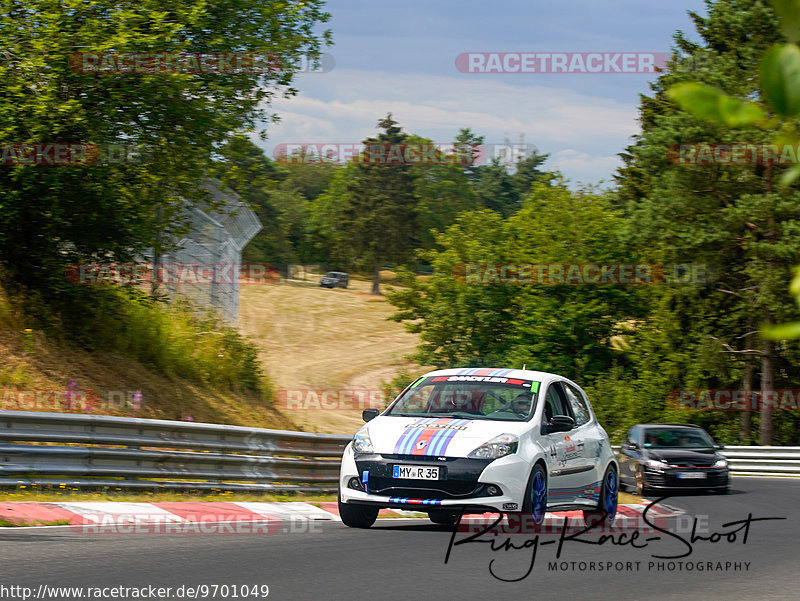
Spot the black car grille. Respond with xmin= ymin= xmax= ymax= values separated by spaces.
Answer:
xmin=645 ymin=469 xmax=728 ymax=488
xmin=366 ymin=477 xmax=486 ymax=499
xmin=355 ymin=454 xmax=494 ymax=500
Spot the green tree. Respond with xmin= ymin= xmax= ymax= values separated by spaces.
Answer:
xmin=617 ymin=0 xmax=800 ymax=444
xmin=307 ymin=114 xmax=422 ymax=294
xmin=0 ymin=0 xmax=331 ymax=324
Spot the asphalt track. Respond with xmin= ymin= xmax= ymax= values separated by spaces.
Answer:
xmin=1 ymin=477 xmax=797 ymax=601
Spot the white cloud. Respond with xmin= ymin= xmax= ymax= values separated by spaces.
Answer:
xmin=258 ymin=69 xmax=640 ymax=183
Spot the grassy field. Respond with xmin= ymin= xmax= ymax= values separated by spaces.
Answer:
xmin=0 ymin=286 xmax=294 ymax=429
xmin=238 ymin=272 xmax=428 ymax=434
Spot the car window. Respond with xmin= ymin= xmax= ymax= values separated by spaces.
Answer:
xmin=387 ymin=376 xmax=541 ymax=422
xmin=562 ymin=383 xmax=591 ymax=426
xmin=544 ymin=383 xmax=571 ymax=420
xmin=643 ymin=428 xmax=714 ymax=448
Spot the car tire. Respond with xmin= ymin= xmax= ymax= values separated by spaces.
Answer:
xmin=428 ymin=510 xmax=458 ymax=525
xmin=583 ymin=465 xmax=618 ymax=527
xmin=635 ymin=466 xmax=649 ymax=496
xmin=521 ymin=463 xmax=548 ymax=527
xmin=338 ymin=491 xmax=379 ymax=528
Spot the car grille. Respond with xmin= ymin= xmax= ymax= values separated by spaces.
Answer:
xmin=366 ymin=477 xmax=486 ymax=499
xmin=646 ymin=469 xmax=728 ymax=488
xmin=356 ymin=454 xmax=494 ymax=500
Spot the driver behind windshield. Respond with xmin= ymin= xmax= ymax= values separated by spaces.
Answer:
xmin=511 ymin=393 xmax=532 ymax=417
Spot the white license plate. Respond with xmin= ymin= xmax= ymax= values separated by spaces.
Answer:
xmin=676 ymin=471 xmax=706 ymax=479
xmin=393 ymin=465 xmax=439 ymax=480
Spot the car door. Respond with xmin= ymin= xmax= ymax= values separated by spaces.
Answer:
xmin=559 ymin=381 xmax=604 ymax=501
xmin=541 ymin=381 xmax=585 ymax=504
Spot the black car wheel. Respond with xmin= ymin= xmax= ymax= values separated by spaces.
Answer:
xmin=428 ymin=510 xmax=458 ymax=525
xmin=338 ymin=489 xmax=379 ymax=528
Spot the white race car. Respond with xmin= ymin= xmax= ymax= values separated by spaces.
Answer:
xmin=338 ymin=368 xmax=618 ymax=528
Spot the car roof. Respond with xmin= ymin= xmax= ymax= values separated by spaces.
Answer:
xmin=638 ymin=423 xmax=703 ymax=429
xmin=422 ymin=367 xmax=565 ymax=382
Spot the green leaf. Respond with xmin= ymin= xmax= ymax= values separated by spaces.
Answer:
xmin=790 ymin=267 xmax=800 ymax=296
xmin=780 ymin=164 xmax=800 ymax=186
xmin=762 ymin=321 xmax=800 ymax=340
xmin=770 ymin=0 xmax=800 ymax=43
xmin=760 ymin=44 xmax=800 ymax=117
xmin=667 ymin=83 xmax=765 ymax=126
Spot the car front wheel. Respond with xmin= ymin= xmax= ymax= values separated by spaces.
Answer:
xmin=522 ymin=463 xmax=548 ymax=526
xmin=338 ymin=491 xmax=379 ymax=528
xmin=428 ymin=510 xmax=458 ymax=525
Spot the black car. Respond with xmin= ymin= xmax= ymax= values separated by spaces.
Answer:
xmin=617 ymin=423 xmax=729 ymax=495
xmin=319 ymin=271 xmax=349 ymax=288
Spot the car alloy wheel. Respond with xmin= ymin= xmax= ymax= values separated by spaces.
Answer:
xmin=522 ymin=464 xmax=547 ymax=526
xmin=584 ymin=465 xmax=618 ymax=527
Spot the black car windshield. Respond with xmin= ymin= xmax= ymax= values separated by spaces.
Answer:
xmin=386 ymin=375 xmax=541 ymax=422
xmin=643 ymin=428 xmax=715 ymax=448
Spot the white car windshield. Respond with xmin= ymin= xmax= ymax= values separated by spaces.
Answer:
xmin=386 ymin=376 xmax=541 ymax=421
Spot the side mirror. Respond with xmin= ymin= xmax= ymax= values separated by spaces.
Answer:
xmin=362 ymin=408 xmax=380 ymax=422
xmin=624 ymin=442 xmax=639 ymax=450
xmin=715 ymin=443 xmax=725 ymax=450
xmin=546 ymin=415 xmax=575 ymax=433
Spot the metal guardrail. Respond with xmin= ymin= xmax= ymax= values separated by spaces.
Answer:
xmin=0 ymin=412 xmax=796 ymax=493
xmin=0 ymin=411 xmax=351 ymax=493
xmin=716 ymin=445 xmax=800 ymax=477
xmin=611 ymin=445 xmax=800 ymax=477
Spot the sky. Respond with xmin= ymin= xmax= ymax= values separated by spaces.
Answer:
xmin=258 ymin=0 xmax=710 ymax=186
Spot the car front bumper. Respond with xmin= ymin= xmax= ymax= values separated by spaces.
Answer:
xmin=339 ymin=448 xmax=531 ymax=512
xmin=643 ymin=467 xmax=729 ymax=489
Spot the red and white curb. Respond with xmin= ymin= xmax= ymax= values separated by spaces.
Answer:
xmin=0 ymin=501 xmax=681 ymax=531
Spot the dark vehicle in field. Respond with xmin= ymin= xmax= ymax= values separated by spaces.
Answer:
xmin=617 ymin=423 xmax=729 ymax=495
xmin=320 ymin=271 xmax=349 ymax=288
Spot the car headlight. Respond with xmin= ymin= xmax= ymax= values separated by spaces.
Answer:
xmin=645 ymin=458 xmax=668 ymax=470
xmin=713 ymin=458 xmax=728 ymax=468
xmin=468 ymin=434 xmax=519 ymax=459
xmin=352 ymin=428 xmax=374 ymax=454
